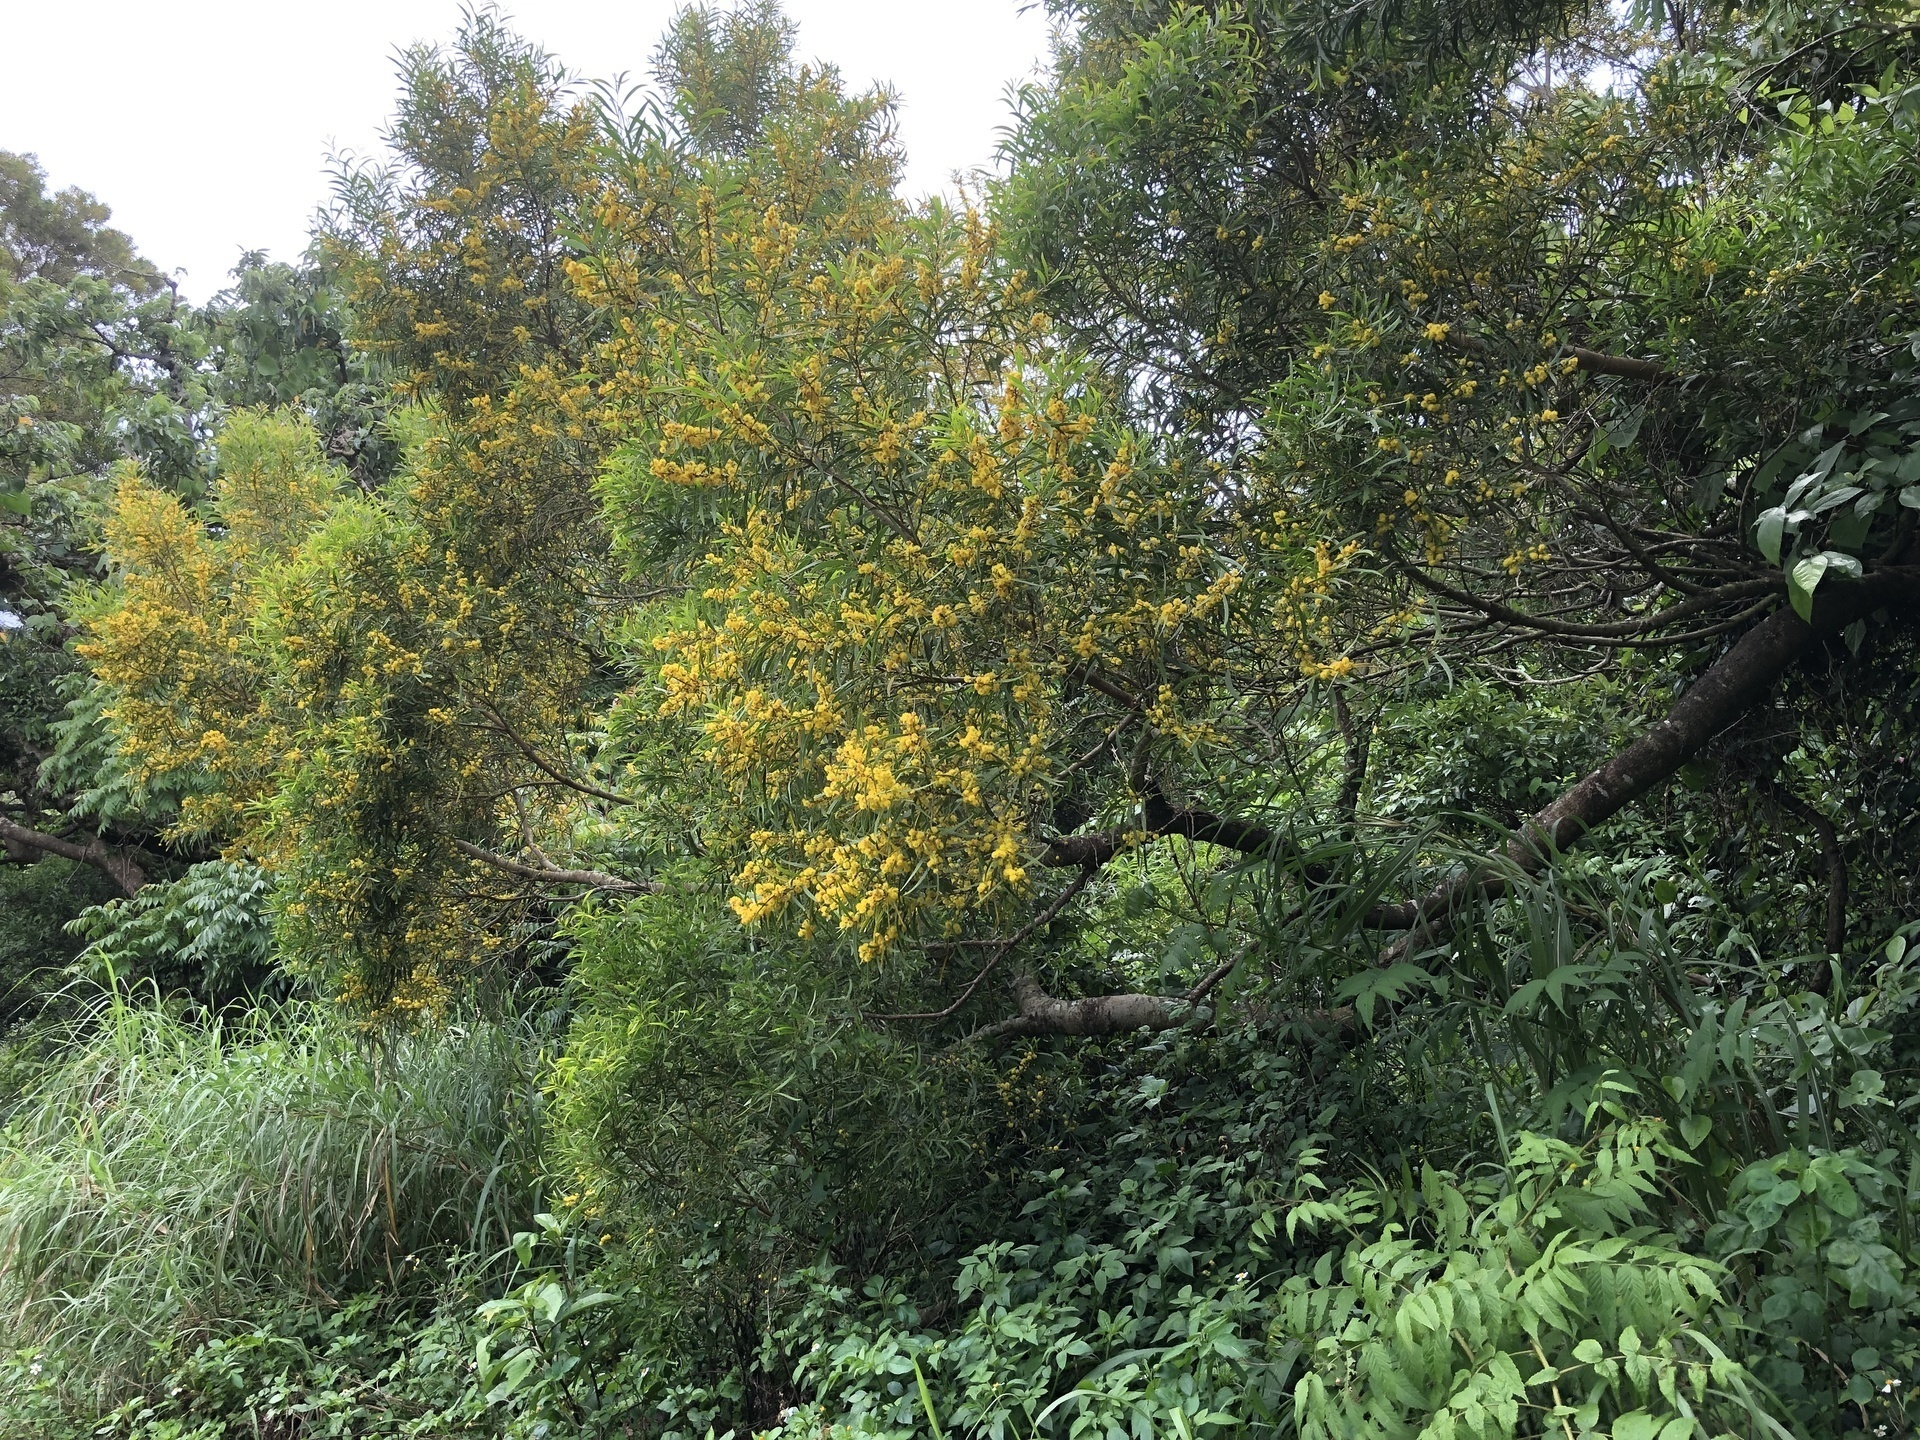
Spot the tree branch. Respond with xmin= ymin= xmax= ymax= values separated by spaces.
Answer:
xmin=1567 ymin=346 xmax=1671 ymax=383
xmin=1444 ymin=329 xmax=1672 ymax=383
xmin=445 ymin=836 xmax=655 ymax=894
xmin=1041 ymin=792 xmax=1417 ymax=928
xmin=869 ymin=866 xmax=1096 ymax=1023
xmin=1383 ymin=568 xmax=1920 ymax=961
xmin=1390 ymin=557 xmax=1778 ymax=642
xmin=0 ymin=816 xmax=146 ymax=896
xmin=967 ymin=970 xmax=1204 ymax=1042
xmin=965 ymin=941 xmax=1344 ymax=1043
xmin=466 ymin=698 xmax=639 ymax=808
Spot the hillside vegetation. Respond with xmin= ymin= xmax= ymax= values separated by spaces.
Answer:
xmin=4 ymin=1 xmax=1920 ymax=1436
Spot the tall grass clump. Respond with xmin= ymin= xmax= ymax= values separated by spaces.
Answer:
xmin=0 ymin=989 xmax=545 ymax=1385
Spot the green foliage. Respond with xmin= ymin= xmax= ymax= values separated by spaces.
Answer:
xmin=67 ymin=860 xmax=279 ymax=1001
xmin=11 ymin=5 xmax=1920 ymax=1440
xmin=1277 ymin=1113 xmax=1764 ymax=1438
xmin=656 ymin=0 xmax=806 ymax=157
xmin=0 ymin=1292 xmax=486 ymax=1440
xmin=0 ymin=857 xmax=119 ymax=1032
xmin=0 ymin=992 xmax=544 ymax=1389
xmin=207 ymin=254 xmax=400 ymax=487
xmin=543 ymin=891 xmax=1001 ymax=1427
xmin=471 ymin=1211 xmax=640 ymax=1434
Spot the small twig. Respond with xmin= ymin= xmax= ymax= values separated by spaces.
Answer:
xmin=445 ymin=836 xmax=655 ymax=894
xmin=1184 ymin=941 xmax=1253 ymax=1006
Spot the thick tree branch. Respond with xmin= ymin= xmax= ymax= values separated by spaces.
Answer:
xmin=969 ymin=972 xmax=1197 ymax=1041
xmin=1445 ymin=330 xmax=1672 ymax=383
xmin=1567 ymin=347 xmax=1671 ymax=383
xmin=967 ymin=942 xmax=1355 ymax=1042
xmin=1040 ymin=793 xmax=1416 ymax=928
xmin=1385 ymin=568 xmax=1920 ymax=961
xmin=0 ymin=816 xmax=146 ymax=896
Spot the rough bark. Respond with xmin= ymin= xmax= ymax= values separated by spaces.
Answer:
xmin=971 ymin=972 xmax=1198 ymax=1041
xmin=0 ymin=816 xmax=147 ymax=896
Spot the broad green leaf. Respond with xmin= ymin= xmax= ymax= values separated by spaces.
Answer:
xmin=1788 ymin=553 xmax=1828 ymax=620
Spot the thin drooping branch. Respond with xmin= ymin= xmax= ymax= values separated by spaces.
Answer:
xmin=1332 ymin=690 xmax=1370 ymax=828
xmin=1384 ymin=568 xmax=1920 ymax=962
xmin=445 ymin=836 xmax=656 ymax=894
xmin=0 ymin=816 xmax=147 ymax=896
xmin=870 ymin=866 xmax=1097 ymax=1023
xmin=466 ymin=697 xmax=639 ymax=808
xmin=1762 ymin=780 xmax=1848 ymax=964
xmin=1390 ymin=557 xmax=1779 ymax=642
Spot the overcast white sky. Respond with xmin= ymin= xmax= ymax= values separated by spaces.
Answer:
xmin=2 ymin=1 xmax=1055 ymax=301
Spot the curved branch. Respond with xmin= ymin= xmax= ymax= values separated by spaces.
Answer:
xmin=1390 ymin=556 xmax=1777 ymax=641
xmin=465 ymin=698 xmax=639 ymax=808
xmin=869 ymin=866 xmax=1096 ymax=1023
xmin=1042 ymin=794 xmax=1417 ymax=929
xmin=0 ymin=816 xmax=147 ymax=896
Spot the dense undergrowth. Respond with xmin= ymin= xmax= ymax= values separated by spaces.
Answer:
xmin=5 ymin=857 xmax=1918 ymax=1438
